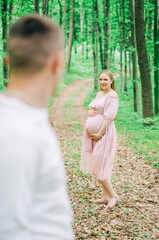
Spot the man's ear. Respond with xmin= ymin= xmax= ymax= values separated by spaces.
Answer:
xmin=51 ymin=51 xmax=64 ymax=75
xmin=4 ymin=56 xmax=10 ymax=67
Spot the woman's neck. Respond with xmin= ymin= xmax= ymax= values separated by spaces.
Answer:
xmin=102 ymin=88 xmax=112 ymax=94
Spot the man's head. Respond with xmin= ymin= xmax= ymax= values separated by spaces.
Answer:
xmin=8 ymin=15 xmax=64 ymax=96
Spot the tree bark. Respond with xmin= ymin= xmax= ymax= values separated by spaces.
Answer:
xmin=92 ymin=0 xmax=98 ymax=95
xmin=42 ymin=0 xmax=49 ymax=15
xmin=58 ymin=0 xmax=62 ymax=26
xmin=94 ymin=0 xmax=104 ymax=69
xmin=49 ymin=0 xmax=54 ymax=18
xmin=80 ymin=1 xmax=85 ymax=57
xmin=63 ymin=0 xmax=66 ymax=33
xmin=85 ymin=9 xmax=88 ymax=59
xmin=9 ymin=0 xmax=13 ymax=23
xmin=34 ymin=0 xmax=39 ymax=13
xmin=66 ymin=0 xmax=75 ymax=72
xmin=2 ymin=0 xmax=8 ymax=86
xmin=129 ymin=0 xmax=139 ymax=112
xmin=124 ymin=50 xmax=128 ymax=92
xmin=63 ymin=0 xmax=66 ymax=47
xmin=103 ymin=0 xmax=109 ymax=69
xmin=120 ymin=45 xmax=123 ymax=92
xmin=135 ymin=0 xmax=154 ymax=118
xmin=154 ymin=0 xmax=159 ymax=114
xmin=119 ymin=1 xmax=123 ymax=92
xmin=122 ymin=0 xmax=127 ymax=92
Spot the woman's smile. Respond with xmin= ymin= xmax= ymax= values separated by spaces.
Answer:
xmin=98 ymin=73 xmax=112 ymax=92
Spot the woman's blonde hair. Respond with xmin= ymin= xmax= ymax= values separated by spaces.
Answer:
xmin=99 ymin=69 xmax=116 ymax=92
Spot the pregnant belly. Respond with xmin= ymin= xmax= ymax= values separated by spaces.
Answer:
xmin=85 ymin=114 xmax=104 ymax=134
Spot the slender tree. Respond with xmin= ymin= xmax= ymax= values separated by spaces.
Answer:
xmin=34 ymin=0 xmax=39 ymax=13
xmin=92 ymin=0 xmax=98 ymax=94
xmin=63 ymin=0 xmax=66 ymax=47
xmin=118 ymin=1 xmax=123 ymax=92
xmin=135 ymin=0 xmax=154 ymax=118
xmin=1 ymin=0 xmax=8 ymax=86
xmin=129 ymin=0 xmax=139 ymax=112
xmin=80 ymin=1 xmax=85 ymax=57
xmin=66 ymin=0 xmax=75 ymax=72
xmin=63 ymin=0 xmax=66 ymax=33
xmin=58 ymin=0 xmax=62 ymax=26
xmin=94 ymin=0 xmax=104 ymax=69
xmin=42 ymin=0 xmax=49 ymax=15
xmin=49 ymin=0 xmax=54 ymax=18
xmin=103 ymin=0 xmax=109 ymax=69
xmin=9 ymin=0 xmax=13 ymax=23
xmin=154 ymin=0 xmax=159 ymax=114
xmin=122 ymin=0 xmax=128 ymax=92
xmin=85 ymin=8 xmax=89 ymax=59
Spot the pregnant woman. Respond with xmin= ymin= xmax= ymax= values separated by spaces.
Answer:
xmin=81 ymin=69 xmax=119 ymax=209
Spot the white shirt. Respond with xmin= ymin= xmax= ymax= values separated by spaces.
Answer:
xmin=0 ymin=94 xmax=74 ymax=240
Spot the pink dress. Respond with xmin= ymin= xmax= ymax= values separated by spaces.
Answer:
xmin=81 ymin=93 xmax=119 ymax=181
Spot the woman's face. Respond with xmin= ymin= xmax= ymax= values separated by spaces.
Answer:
xmin=98 ymin=73 xmax=112 ymax=92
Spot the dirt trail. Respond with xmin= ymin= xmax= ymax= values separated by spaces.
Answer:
xmin=50 ymin=79 xmax=159 ymax=240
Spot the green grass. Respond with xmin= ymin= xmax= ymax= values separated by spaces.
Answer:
xmin=84 ymin=72 xmax=159 ymax=168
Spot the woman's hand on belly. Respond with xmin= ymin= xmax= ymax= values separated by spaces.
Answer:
xmin=89 ymin=132 xmax=102 ymax=141
xmin=89 ymin=119 xmax=107 ymax=141
xmin=88 ymin=107 xmax=98 ymax=117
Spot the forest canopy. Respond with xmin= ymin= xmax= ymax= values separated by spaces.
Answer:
xmin=0 ymin=0 xmax=159 ymax=119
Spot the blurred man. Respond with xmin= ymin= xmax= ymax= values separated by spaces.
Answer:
xmin=0 ymin=15 xmax=74 ymax=240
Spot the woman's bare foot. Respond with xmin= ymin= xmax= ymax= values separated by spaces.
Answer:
xmin=106 ymin=195 xmax=120 ymax=209
xmin=91 ymin=196 xmax=109 ymax=203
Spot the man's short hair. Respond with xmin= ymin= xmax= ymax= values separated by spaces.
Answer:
xmin=8 ymin=15 xmax=63 ymax=73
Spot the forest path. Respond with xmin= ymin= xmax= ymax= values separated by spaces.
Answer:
xmin=50 ymin=78 xmax=158 ymax=240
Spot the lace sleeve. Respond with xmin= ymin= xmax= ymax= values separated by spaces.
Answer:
xmin=103 ymin=96 xmax=119 ymax=120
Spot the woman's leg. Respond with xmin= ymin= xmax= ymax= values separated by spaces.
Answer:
xmin=92 ymin=182 xmax=110 ymax=203
xmin=99 ymin=179 xmax=119 ymax=208
xmin=101 ymin=184 xmax=109 ymax=198
xmin=91 ymin=180 xmax=110 ymax=203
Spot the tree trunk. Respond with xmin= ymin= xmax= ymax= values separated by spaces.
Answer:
xmin=120 ymin=46 xmax=123 ymax=92
xmin=9 ymin=0 xmax=13 ymax=23
xmin=34 ymin=0 xmax=39 ymax=13
xmin=124 ymin=50 xmax=128 ymax=92
xmin=95 ymin=24 xmax=98 ymax=93
xmin=94 ymin=0 xmax=104 ymax=69
xmin=129 ymin=51 xmax=131 ymax=76
xmin=119 ymin=1 xmax=123 ymax=92
xmin=154 ymin=0 xmax=159 ymax=115
xmin=147 ymin=0 xmax=153 ymax=43
xmin=42 ymin=0 xmax=49 ymax=15
xmin=92 ymin=0 xmax=98 ymax=95
xmin=103 ymin=0 xmax=109 ymax=69
xmin=66 ymin=0 xmax=75 ymax=72
xmin=122 ymin=0 xmax=127 ymax=93
xmin=63 ymin=0 xmax=66 ymax=34
xmin=135 ymin=0 xmax=154 ymax=118
xmin=58 ymin=0 xmax=62 ymax=26
xmin=147 ymin=0 xmax=153 ymax=65
xmin=129 ymin=0 xmax=139 ymax=112
xmin=2 ymin=0 xmax=8 ymax=86
xmin=49 ymin=0 xmax=54 ymax=18
xmin=85 ymin=9 xmax=88 ymax=59
xmin=80 ymin=1 xmax=85 ymax=57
